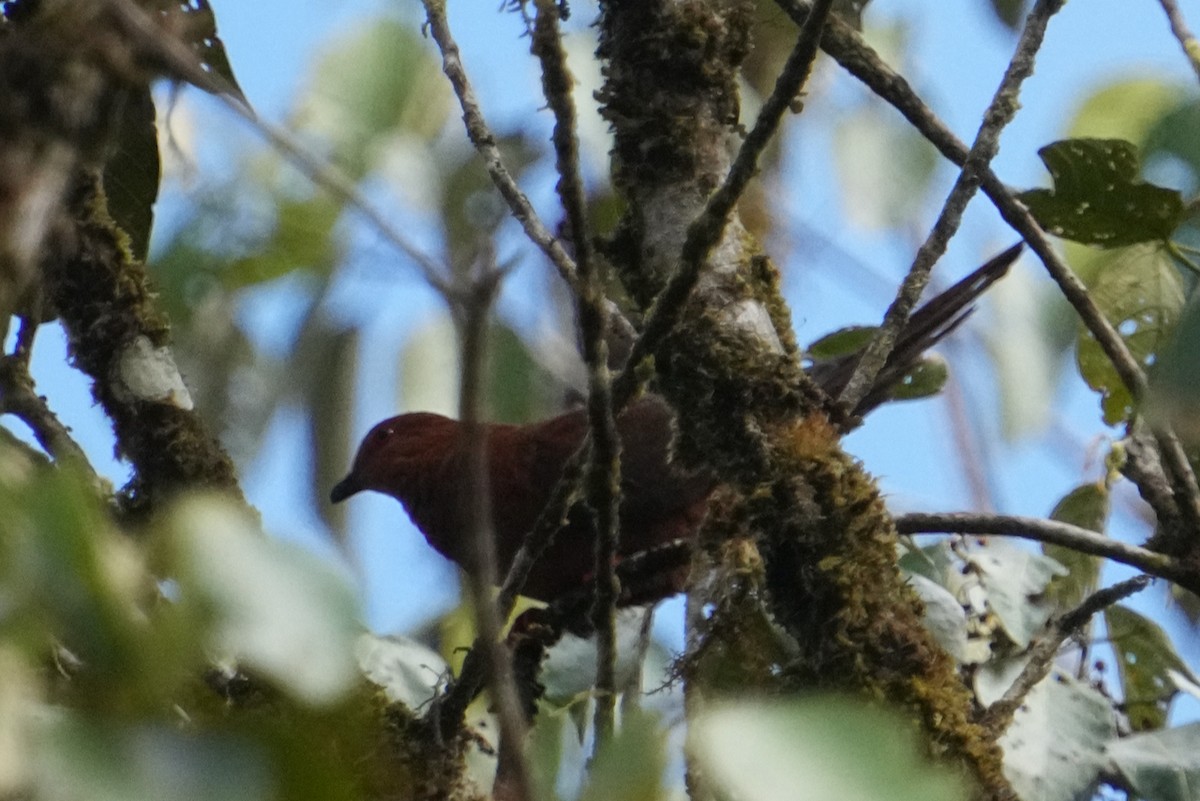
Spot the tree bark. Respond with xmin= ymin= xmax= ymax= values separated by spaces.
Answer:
xmin=596 ymin=2 xmax=1013 ymax=797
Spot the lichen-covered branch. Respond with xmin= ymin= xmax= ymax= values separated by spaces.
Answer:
xmin=596 ymin=1 xmax=1012 ymax=798
xmin=0 ymin=7 xmax=241 ymax=513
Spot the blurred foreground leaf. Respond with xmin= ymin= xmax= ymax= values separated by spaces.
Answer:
xmin=168 ymin=496 xmax=361 ymax=705
xmin=693 ymin=697 xmax=963 ymax=801
xmin=578 ymin=708 xmax=666 ymax=801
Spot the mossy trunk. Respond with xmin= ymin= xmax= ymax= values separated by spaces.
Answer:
xmin=596 ymin=1 xmax=1012 ymax=798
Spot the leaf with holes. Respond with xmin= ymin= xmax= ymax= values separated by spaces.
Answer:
xmin=1075 ymin=244 xmax=1184 ymax=425
xmin=1019 ymin=138 xmax=1183 ymax=247
xmin=1105 ymin=605 xmax=1194 ymax=731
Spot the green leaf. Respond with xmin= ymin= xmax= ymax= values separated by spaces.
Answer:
xmin=984 ymin=265 xmax=1061 ymax=438
xmin=693 ymin=697 xmax=965 ymax=801
xmin=1105 ymin=605 xmax=1194 ymax=732
xmin=1107 ymin=722 xmax=1200 ymax=801
xmin=1145 ymin=99 xmax=1200 ymax=182
xmin=1075 ymin=244 xmax=1184 ymax=425
xmin=0 ymin=468 xmax=177 ymax=687
xmin=833 ymin=106 xmax=937 ymax=231
xmin=906 ymin=573 xmax=969 ymax=662
xmin=169 ymin=496 xmax=362 ymax=706
xmin=968 ymin=541 xmax=1067 ymax=648
xmin=888 ymin=354 xmax=948 ymax=400
xmin=1148 ymin=291 xmax=1200 ymax=445
xmin=226 ymin=194 xmax=342 ymax=287
xmin=806 ymin=326 xmax=876 ymax=361
xmin=439 ymin=134 xmax=540 ymax=270
xmin=998 ymin=669 xmax=1116 ymax=801
xmin=400 ymin=315 xmax=557 ymax=423
xmin=299 ymin=321 xmax=358 ymax=543
xmin=578 ymin=707 xmax=667 ymax=801
xmin=298 ymin=18 xmax=448 ymax=179
xmin=102 ymin=88 xmax=160 ymax=261
xmin=988 ymin=0 xmax=1027 ymax=30
xmin=1043 ymin=483 xmax=1108 ymax=609
xmin=1019 ymin=138 xmax=1184 ymax=247
xmin=1068 ymin=80 xmax=1184 ymax=145
xmin=33 ymin=716 xmax=272 ymax=801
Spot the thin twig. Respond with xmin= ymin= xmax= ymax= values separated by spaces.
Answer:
xmin=980 ymin=575 xmax=1151 ymax=733
xmin=421 ymin=0 xmax=581 ymax=294
xmin=621 ymin=607 xmax=655 ymax=715
xmin=775 ymin=0 xmax=1200 ymax=548
xmin=838 ymin=0 xmax=1063 ymax=411
xmin=895 ymin=512 xmax=1196 ymax=590
xmin=528 ymin=0 xmax=622 ymax=747
xmin=102 ymin=0 xmax=452 ymax=295
xmin=0 ymin=356 xmax=102 ymax=490
xmin=451 ymin=251 xmax=533 ymax=801
xmin=1157 ymin=0 xmax=1200 ymax=84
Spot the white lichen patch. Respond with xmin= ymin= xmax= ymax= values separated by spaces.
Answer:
xmin=114 ymin=336 xmax=194 ymax=409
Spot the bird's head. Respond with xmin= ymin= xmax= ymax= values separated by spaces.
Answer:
xmin=329 ymin=412 xmax=457 ymax=504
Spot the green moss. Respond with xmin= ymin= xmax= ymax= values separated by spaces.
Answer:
xmin=46 ymin=171 xmax=241 ymax=514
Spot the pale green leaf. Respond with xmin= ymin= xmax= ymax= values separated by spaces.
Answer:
xmin=968 ymin=541 xmax=1067 ymax=648
xmin=694 ymin=698 xmax=964 ymax=801
xmin=1107 ymin=722 xmax=1200 ymax=801
xmin=999 ymin=669 xmax=1115 ymax=801
xmin=578 ymin=708 xmax=666 ymax=801
xmin=834 ymin=107 xmax=937 ymax=231
xmin=170 ymin=496 xmax=361 ymax=706
xmin=355 ymin=633 xmax=446 ymax=709
xmin=33 ymin=716 xmax=271 ymax=801
xmin=1068 ymin=80 xmax=1185 ymax=145
xmin=1043 ymin=483 xmax=1108 ymax=610
xmin=906 ymin=573 xmax=969 ymax=662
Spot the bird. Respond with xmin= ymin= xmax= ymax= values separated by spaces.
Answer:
xmin=330 ymin=395 xmax=712 ymax=602
xmin=330 ymin=244 xmax=1022 ymax=603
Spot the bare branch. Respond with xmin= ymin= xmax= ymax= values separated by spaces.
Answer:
xmin=838 ymin=0 xmax=1064 ymax=411
xmin=775 ymin=0 xmax=1200 ymax=547
xmin=1157 ymin=0 xmax=1200 ymax=83
xmin=0 ymin=354 xmax=102 ymax=491
xmin=980 ymin=575 xmax=1151 ymax=733
xmin=895 ymin=512 xmax=1197 ymax=590
xmin=450 ymin=251 xmax=533 ymax=801
xmin=528 ymin=0 xmax=622 ymax=746
xmin=421 ymin=0 xmax=581 ymax=293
